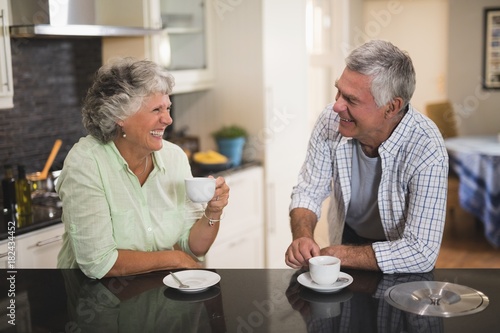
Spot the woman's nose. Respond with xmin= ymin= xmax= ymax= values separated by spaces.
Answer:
xmin=161 ymin=111 xmax=173 ymax=126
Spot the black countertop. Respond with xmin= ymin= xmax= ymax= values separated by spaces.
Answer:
xmin=1 ymin=205 xmax=62 ymax=241
xmin=0 ymin=268 xmax=498 ymax=332
xmin=191 ymin=160 xmax=262 ymax=177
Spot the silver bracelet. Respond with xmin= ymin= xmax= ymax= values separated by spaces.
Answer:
xmin=203 ymin=212 xmax=223 ymax=226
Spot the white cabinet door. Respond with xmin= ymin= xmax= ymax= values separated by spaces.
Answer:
xmin=216 ymin=166 xmax=264 ymax=241
xmin=205 ymin=228 xmax=263 ymax=268
xmin=205 ymin=166 xmax=265 ymax=268
xmin=0 ymin=0 xmax=13 ymax=109
xmin=152 ymin=0 xmax=214 ymax=93
xmin=13 ymin=223 xmax=64 ymax=268
xmin=0 ymin=241 xmax=9 ymax=268
xmin=102 ymin=0 xmax=214 ymax=94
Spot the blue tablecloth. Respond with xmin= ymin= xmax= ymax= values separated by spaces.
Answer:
xmin=446 ymin=136 xmax=500 ymax=248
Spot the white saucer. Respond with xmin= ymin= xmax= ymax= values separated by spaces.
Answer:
xmin=163 ymin=270 xmax=221 ymax=293
xmin=297 ymin=272 xmax=353 ymax=293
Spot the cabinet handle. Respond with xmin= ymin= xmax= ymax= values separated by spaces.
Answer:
xmin=35 ymin=235 xmax=63 ymax=247
xmin=268 ymin=183 xmax=276 ymax=233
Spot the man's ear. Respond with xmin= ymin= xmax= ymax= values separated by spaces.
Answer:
xmin=386 ymin=97 xmax=404 ymax=118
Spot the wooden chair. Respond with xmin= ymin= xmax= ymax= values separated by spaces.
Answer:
xmin=425 ymin=101 xmax=458 ymax=139
xmin=425 ymin=101 xmax=460 ymax=232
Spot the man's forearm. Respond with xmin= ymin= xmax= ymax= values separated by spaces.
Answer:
xmin=321 ymin=244 xmax=380 ymax=271
xmin=290 ymin=208 xmax=318 ymax=239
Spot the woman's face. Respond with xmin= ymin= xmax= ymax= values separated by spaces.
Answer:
xmin=120 ymin=93 xmax=172 ymax=153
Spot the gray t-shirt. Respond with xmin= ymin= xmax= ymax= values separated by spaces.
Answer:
xmin=345 ymin=140 xmax=386 ymax=240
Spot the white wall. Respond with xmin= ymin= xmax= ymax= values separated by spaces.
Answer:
xmin=360 ymin=0 xmax=449 ymax=113
xmin=448 ymin=0 xmax=500 ymax=136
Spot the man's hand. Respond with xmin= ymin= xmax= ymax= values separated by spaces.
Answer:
xmin=286 ymin=208 xmax=320 ymax=269
xmin=285 ymin=237 xmax=321 ymax=269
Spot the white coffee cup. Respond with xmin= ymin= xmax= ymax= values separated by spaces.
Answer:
xmin=308 ymin=256 xmax=341 ymax=285
xmin=185 ymin=177 xmax=216 ymax=203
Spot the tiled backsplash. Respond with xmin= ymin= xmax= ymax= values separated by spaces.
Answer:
xmin=0 ymin=38 xmax=102 ymax=178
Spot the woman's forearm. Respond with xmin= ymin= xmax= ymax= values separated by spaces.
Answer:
xmin=104 ymin=249 xmax=200 ymax=278
xmin=188 ymin=213 xmax=221 ymax=256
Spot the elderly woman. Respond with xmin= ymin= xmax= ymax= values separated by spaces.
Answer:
xmin=56 ymin=58 xmax=229 ymax=279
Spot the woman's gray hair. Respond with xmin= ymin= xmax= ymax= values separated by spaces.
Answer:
xmin=346 ymin=40 xmax=415 ymax=109
xmin=82 ymin=57 xmax=175 ymax=143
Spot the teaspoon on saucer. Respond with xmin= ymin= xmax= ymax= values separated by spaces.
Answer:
xmin=170 ymin=271 xmax=190 ymax=288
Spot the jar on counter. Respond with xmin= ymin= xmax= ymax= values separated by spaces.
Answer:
xmin=16 ymin=165 xmax=33 ymax=228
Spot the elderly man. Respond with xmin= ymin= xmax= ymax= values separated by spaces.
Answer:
xmin=285 ymin=40 xmax=448 ymax=274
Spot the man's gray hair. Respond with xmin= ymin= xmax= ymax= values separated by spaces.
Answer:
xmin=346 ymin=40 xmax=416 ymax=109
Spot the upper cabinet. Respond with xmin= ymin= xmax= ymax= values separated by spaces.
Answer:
xmin=0 ymin=0 xmax=13 ymax=109
xmin=154 ymin=0 xmax=213 ymax=93
xmin=102 ymin=0 xmax=214 ymax=94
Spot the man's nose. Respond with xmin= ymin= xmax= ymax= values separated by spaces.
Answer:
xmin=333 ymin=97 xmax=346 ymax=114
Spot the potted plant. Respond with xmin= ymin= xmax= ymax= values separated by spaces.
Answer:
xmin=212 ymin=125 xmax=248 ymax=167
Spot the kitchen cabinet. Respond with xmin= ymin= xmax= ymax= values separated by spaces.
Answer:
xmin=0 ymin=223 xmax=63 ymax=268
xmin=0 ymin=240 xmax=8 ymax=268
xmin=101 ymin=0 xmax=214 ymax=94
xmin=205 ymin=166 xmax=265 ymax=268
xmin=211 ymin=0 xmax=309 ymax=268
xmin=0 ymin=0 xmax=13 ymax=109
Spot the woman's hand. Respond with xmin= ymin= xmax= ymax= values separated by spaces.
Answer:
xmin=188 ymin=176 xmax=230 ymax=256
xmin=174 ymin=250 xmax=203 ymax=269
xmin=205 ymin=176 xmax=230 ymax=215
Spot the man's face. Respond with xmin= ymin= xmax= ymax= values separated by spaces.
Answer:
xmin=333 ymin=68 xmax=389 ymax=145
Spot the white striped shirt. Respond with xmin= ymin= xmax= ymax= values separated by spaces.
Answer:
xmin=290 ymin=104 xmax=448 ymax=273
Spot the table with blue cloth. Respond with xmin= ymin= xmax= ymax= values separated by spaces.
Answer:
xmin=445 ymin=135 xmax=500 ymax=247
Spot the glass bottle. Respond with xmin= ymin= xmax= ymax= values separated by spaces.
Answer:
xmin=2 ymin=164 xmax=16 ymax=218
xmin=15 ymin=165 xmax=32 ymax=227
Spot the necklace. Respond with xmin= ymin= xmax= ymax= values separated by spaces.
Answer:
xmin=136 ymin=155 xmax=149 ymax=176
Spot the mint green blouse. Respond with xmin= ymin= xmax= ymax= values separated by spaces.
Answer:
xmin=56 ymin=136 xmax=204 ymax=278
